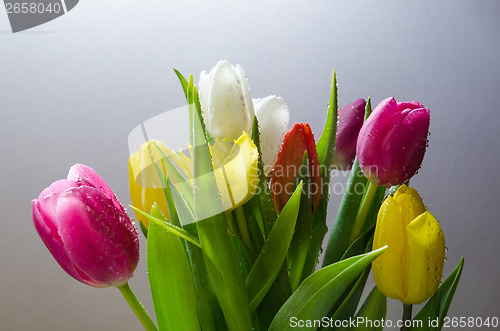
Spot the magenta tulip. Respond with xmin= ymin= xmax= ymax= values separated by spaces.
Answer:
xmin=356 ymin=97 xmax=430 ymax=187
xmin=331 ymin=98 xmax=366 ymax=170
xmin=32 ymin=164 xmax=140 ymax=288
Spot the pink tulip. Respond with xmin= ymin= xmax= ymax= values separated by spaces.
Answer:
xmin=32 ymin=164 xmax=139 ymax=288
xmin=356 ymin=97 xmax=430 ymax=187
xmin=331 ymin=99 xmax=366 ymax=170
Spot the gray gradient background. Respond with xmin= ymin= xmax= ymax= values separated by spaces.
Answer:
xmin=1 ymin=1 xmax=499 ymax=330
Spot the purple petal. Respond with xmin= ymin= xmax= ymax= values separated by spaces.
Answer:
xmin=333 ymin=98 xmax=366 ymax=169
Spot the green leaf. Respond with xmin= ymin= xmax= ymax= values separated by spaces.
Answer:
xmin=340 ymin=287 xmax=387 ymax=331
xmin=326 ymin=268 xmax=370 ymax=331
xmin=130 ymin=205 xmax=200 ymax=248
xmin=246 ymin=182 xmax=303 ymax=312
xmin=147 ymin=205 xmax=200 ymax=331
xmin=151 ymin=141 xmax=194 ymax=210
xmin=306 ymin=71 xmax=339 ymax=278
xmin=317 ymin=70 xmax=338 ymax=169
xmin=287 ymin=152 xmax=313 ymax=292
xmin=197 ymin=213 xmax=253 ymax=331
xmin=269 ymin=246 xmax=387 ymax=331
xmin=411 ymin=257 xmax=465 ymax=331
xmin=324 ymin=236 xmax=375 ymax=330
xmin=323 ymin=99 xmax=373 ymax=267
xmin=322 ymin=159 xmax=367 ymax=266
xmin=184 ymin=223 xmax=227 ymax=331
xmin=251 ymin=116 xmax=277 ymax=236
xmin=190 ymin=75 xmax=252 ymax=330
xmin=301 ymin=199 xmax=328 ymax=282
xmin=174 ymin=68 xmax=189 ymax=97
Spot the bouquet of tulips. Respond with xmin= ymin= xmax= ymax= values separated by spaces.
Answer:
xmin=32 ymin=60 xmax=464 ymax=331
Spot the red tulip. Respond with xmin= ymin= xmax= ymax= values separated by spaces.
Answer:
xmin=271 ymin=123 xmax=321 ymax=213
xmin=32 ymin=164 xmax=139 ymax=288
xmin=356 ymin=97 xmax=430 ymax=187
xmin=331 ymin=99 xmax=366 ymax=170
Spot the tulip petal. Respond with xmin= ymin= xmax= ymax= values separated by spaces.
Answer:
xmin=56 ymin=186 xmax=139 ymax=287
xmin=393 ymin=185 xmax=426 ymax=224
xmin=198 ymin=70 xmax=211 ymax=126
xmin=372 ymin=196 xmax=406 ymax=301
xmin=357 ymin=97 xmax=430 ymax=186
xmin=253 ymin=96 xmax=290 ymax=174
xmin=235 ymin=64 xmax=255 ymax=134
xmin=223 ymin=132 xmax=259 ymax=209
xmin=128 ymin=140 xmax=173 ymax=229
xmin=271 ymin=123 xmax=321 ymax=213
xmin=356 ymin=97 xmax=398 ymax=183
xmin=32 ymin=199 xmax=90 ymax=285
xmin=405 ymin=211 xmax=445 ymax=304
xmin=332 ymin=99 xmax=366 ymax=170
xmin=68 ymin=164 xmax=125 ymax=213
xmin=209 ymin=132 xmax=259 ymax=211
xmin=203 ymin=60 xmax=254 ymax=141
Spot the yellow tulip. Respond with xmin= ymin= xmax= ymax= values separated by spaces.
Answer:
xmin=130 ymin=132 xmax=259 ymax=226
xmin=372 ymin=185 xmax=445 ymax=304
xmin=210 ymin=131 xmax=259 ymax=211
xmin=128 ymin=140 xmax=171 ymax=229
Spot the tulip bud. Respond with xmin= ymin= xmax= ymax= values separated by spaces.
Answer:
xmin=253 ymin=95 xmax=290 ymax=174
xmin=271 ymin=123 xmax=321 ymax=213
xmin=331 ymin=98 xmax=366 ymax=170
xmin=199 ymin=60 xmax=255 ymax=141
xmin=372 ymin=185 xmax=445 ymax=304
xmin=129 ymin=140 xmax=171 ymax=230
xmin=32 ymin=164 xmax=140 ymax=288
xmin=356 ymin=97 xmax=430 ymax=187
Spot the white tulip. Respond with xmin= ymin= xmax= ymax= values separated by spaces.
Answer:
xmin=253 ymin=96 xmax=290 ymax=174
xmin=198 ymin=60 xmax=254 ymax=142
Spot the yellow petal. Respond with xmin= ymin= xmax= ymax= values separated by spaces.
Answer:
xmin=129 ymin=140 xmax=172 ymax=229
xmin=173 ymin=150 xmax=194 ymax=183
xmin=210 ymin=140 xmax=233 ymax=168
xmin=219 ymin=132 xmax=259 ymax=209
xmin=394 ymin=185 xmax=426 ymax=225
xmin=405 ymin=211 xmax=445 ymax=304
xmin=372 ymin=196 xmax=406 ymax=301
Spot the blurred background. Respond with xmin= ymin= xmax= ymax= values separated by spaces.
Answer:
xmin=1 ymin=0 xmax=499 ymax=330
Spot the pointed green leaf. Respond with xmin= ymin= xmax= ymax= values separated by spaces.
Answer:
xmin=174 ymin=68 xmax=189 ymax=97
xmin=148 ymin=205 xmax=200 ymax=331
xmin=269 ymin=246 xmax=387 ymax=331
xmin=246 ymin=182 xmax=303 ymax=312
xmin=340 ymin=287 xmax=387 ymax=331
xmin=130 ymin=205 xmax=200 ymax=248
xmin=411 ymin=257 xmax=465 ymax=331
xmin=317 ymin=70 xmax=338 ymax=169
xmin=151 ymin=141 xmax=194 ymax=210
xmin=323 ymin=99 xmax=373 ymax=267
xmin=326 ymin=268 xmax=370 ymax=331
xmin=287 ymin=152 xmax=313 ymax=292
xmin=251 ymin=115 xmax=277 ymax=236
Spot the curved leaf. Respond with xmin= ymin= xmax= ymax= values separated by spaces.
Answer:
xmin=269 ymin=246 xmax=387 ymax=331
xmin=148 ymin=205 xmax=200 ymax=331
xmin=246 ymin=182 xmax=303 ymax=311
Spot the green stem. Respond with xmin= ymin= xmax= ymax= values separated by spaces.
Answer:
xmin=235 ymin=206 xmax=254 ymax=251
xmin=401 ymin=303 xmax=412 ymax=331
xmin=118 ymin=283 xmax=158 ymax=331
xmin=349 ymin=180 xmax=379 ymax=244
